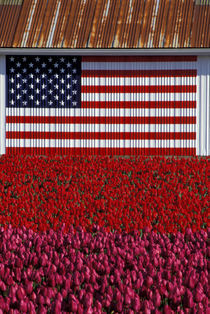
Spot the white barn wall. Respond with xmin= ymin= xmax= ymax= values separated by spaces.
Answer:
xmin=197 ymin=56 xmax=210 ymax=156
xmin=0 ymin=54 xmax=209 ymax=156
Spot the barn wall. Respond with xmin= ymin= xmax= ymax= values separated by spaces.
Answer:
xmin=0 ymin=54 xmax=209 ymax=156
xmin=197 ymin=56 xmax=210 ymax=156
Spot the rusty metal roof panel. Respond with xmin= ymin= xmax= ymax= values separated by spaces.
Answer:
xmin=0 ymin=1 xmax=22 ymax=47
xmin=0 ymin=0 xmax=209 ymax=48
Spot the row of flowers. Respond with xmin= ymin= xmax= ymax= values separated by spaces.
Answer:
xmin=0 ymin=224 xmax=208 ymax=313
xmin=0 ymin=155 xmax=208 ymax=234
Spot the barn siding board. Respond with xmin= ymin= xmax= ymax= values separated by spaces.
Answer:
xmin=197 ymin=56 xmax=210 ymax=155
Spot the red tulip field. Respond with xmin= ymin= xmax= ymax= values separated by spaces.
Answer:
xmin=0 ymin=155 xmax=209 ymax=313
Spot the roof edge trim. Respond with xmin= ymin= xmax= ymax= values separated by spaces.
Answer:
xmin=0 ymin=48 xmax=210 ymax=55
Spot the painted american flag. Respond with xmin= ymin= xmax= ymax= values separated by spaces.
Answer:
xmin=6 ymin=55 xmax=197 ymax=155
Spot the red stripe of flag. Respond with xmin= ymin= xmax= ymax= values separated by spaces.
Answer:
xmin=7 ymin=131 xmax=196 ymax=140
xmin=6 ymin=147 xmax=196 ymax=156
xmin=81 ymin=85 xmax=196 ymax=93
xmin=82 ymin=70 xmax=197 ymax=77
xmin=6 ymin=116 xmax=196 ymax=124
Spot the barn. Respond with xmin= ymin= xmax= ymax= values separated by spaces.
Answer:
xmin=0 ymin=0 xmax=209 ymax=156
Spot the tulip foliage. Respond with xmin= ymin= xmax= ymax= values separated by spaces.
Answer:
xmin=0 ymin=155 xmax=209 ymax=313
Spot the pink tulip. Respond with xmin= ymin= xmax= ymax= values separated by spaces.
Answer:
xmin=195 ymin=289 xmax=204 ymax=303
xmin=132 ymin=294 xmax=141 ymax=311
xmin=53 ymin=300 xmax=62 ymax=314
xmin=145 ymin=276 xmax=153 ymax=288
xmin=77 ymin=303 xmax=84 ymax=314
xmin=125 ymin=286 xmax=134 ymax=299
xmin=202 ymin=295 xmax=208 ymax=308
xmin=124 ymin=294 xmax=131 ymax=306
xmin=64 ymin=277 xmax=71 ymax=291
xmin=79 ymin=289 xmax=86 ymax=302
xmin=163 ymin=304 xmax=174 ymax=313
xmin=73 ymin=270 xmax=80 ymax=286
xmin=69 ymin=295 xmax=78 ymax=312
xmin=50 ymin=264 xmax=57 ymax=273
xmin=0 ymin=280 xmax=6 ymax=292
xmin=30 ymin=291 xmax=37 ymax=302
xmin=37 ymin=294 xmax=45 ymax=305
xmin=0 ymin=264 xmax=5 ymax=278
xmin=103 ymin=294 xmax=112 ymax=308
xmin=16 ymin=286 xmax=26 ymax=300
xmin=38 ymin=305 xmax=48 ymax=314
xmin=83 ymin=292 xmax=93 ymax=308
xmin=19 ymin=300 xmax=28 ymax=312
xmin=11 ymin=296 xmax=18 ymax=305
xmin=84 ymin=307 xmax=94 ymax=314
xmin=94 ymin=300 xmax=102 ymax=312
xmin=153 ymin=289 xmax=161 ymax=307
xmin=25 ymin=281 xmax=33 ymax=295
xmin=61 ymin=288 xmax=67 ymax=299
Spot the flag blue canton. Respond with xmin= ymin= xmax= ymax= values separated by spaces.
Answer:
xmin=7 ymin=56 xmax=81 ymax=108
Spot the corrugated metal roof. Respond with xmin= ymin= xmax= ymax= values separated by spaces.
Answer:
xmin=0 ymin=0 xmax=209 ymax=48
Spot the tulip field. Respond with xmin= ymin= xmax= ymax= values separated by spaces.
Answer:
xmin=0 ymin=155 xmax=209 ymax=313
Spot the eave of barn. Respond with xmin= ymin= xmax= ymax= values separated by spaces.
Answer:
xmin=0 ymin=48 xmax=210 ymax=55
